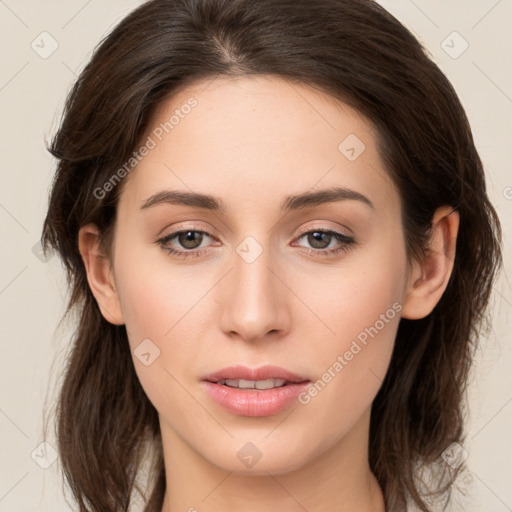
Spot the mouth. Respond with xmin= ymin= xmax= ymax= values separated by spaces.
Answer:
xmin=201 ymin=365 xmax=311 ymax=417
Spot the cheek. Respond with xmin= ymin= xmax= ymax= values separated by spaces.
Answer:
xmin=302 ymin=224 xmax=406 ymax=348
xmin=114 ymin=247 xmax=205 ymax=345
xmin=294 ymin=232 xmax=407 ymax=435
xmin=111 ymin=245 xmax=223 ymax=412
xmin=113 ymin=259 xmax=203 ymax=420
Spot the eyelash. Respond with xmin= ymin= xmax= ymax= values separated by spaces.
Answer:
xmin=156 ymin=227 xmax=356 ymax=259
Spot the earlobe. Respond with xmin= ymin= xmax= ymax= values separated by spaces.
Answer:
xmin=78 ymin=224 xmax=125 ymax=325
xmin=401 ymin=206 xmax=460 ymax=320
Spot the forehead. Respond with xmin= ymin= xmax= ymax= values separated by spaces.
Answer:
xmin=120 ymin=74 xmax=398 ymax=212
xmin=147 ymin=74 xmax=375 ymax=149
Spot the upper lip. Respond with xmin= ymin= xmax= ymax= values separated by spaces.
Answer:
xmin=202 ymin=365 xmax=310 ymax=383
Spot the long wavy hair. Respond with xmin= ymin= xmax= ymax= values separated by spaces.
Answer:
xmin=41 ymin=0 xmax=503 ymax=510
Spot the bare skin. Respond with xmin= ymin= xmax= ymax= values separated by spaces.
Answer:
xmin=78 ymin=75 xmax=459 ymax=512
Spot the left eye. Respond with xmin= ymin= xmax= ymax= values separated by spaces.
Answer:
xmin=295 ymin=230 xmax=351 ymax=250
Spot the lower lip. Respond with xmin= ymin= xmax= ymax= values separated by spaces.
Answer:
xmin=202 ymin=381 xmax=311 ymax=417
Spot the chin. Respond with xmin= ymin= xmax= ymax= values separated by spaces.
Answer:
xmin=198 ymin=434 xmax=316 ymax=476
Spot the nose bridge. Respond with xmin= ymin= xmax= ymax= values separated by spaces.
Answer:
xmin=219 ymin=234 xmax=287 ymax=341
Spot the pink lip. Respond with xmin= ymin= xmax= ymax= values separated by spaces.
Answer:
xmin=202 ymin=364 xmax=309 ymax=383
xmin=201 ymin=365 xmax=311 ymax=417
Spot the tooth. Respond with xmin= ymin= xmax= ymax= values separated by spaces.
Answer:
xmin=256 ymin=378 xmax=285 ymax=389
xmin=238 ymin=379 xmax=256 ymax=389
xmin=219 ymin=378 xmax=288 ymax=389
xmin=255 ymin=380 xmax=273 ymax=390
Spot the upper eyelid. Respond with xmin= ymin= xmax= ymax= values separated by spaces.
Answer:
xmin=158 ymin=222 xmax=217 ymax=238
xmin=295 ymin=224 xmax=353 ymax=238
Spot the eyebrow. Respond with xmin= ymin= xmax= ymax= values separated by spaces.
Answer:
xmin=140 ymin=186 xmax=374 ymax=212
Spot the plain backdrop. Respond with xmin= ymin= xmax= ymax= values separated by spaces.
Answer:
xmin=0 ymin=1 xmax=510 ymax=511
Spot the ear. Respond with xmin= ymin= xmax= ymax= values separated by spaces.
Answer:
xmin=78 ymin=224 xmax=125 ymax=325
xmin=401 ymin=206 xmax=460 ymax=320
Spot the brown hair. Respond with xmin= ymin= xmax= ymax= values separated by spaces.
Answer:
xmin=42 ymin=0 xmax=502 ymax=510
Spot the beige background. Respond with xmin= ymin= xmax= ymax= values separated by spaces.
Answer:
xmin=0 ymin=0 xmax=510 ymax=510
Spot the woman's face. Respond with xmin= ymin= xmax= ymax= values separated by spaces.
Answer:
xmin=109 ymin=75 xmax=411 ymax=475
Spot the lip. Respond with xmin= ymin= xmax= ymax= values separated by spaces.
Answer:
xmin=202 ymin=364 xmax=309 ymax=384
xmin=201 ymin=365 xmax=311 ymax=417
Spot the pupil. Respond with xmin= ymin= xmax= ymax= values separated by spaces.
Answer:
xmin=309 ymin=231 xmax=331 ymax=249
xmin=179 ymin=231 xmax=202 ymax=249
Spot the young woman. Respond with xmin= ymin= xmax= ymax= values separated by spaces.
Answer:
xmin=42 ymin=0 xmax=502 ymax=511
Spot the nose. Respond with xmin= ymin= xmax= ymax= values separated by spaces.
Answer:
xmin=218 ymin=237 xmax=291 ymax=343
